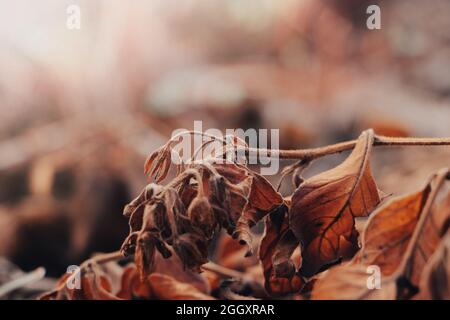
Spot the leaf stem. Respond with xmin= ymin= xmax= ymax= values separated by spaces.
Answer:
xmin=66 ymin=251 xmax=125 ymax=284
xmin=166 ymin=130 xmax=450 ymax=161
xmin=80 ymin=251 xmax=124 ymax=269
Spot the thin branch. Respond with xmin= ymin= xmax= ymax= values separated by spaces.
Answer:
xmin=168 ymin=130 xmax=227 ymax=146
xmin=162 ymin=130 xmax=450 ymax=161
xmin=80 ymin=251 xmax=124 ymax=269
xmin=66 ymin=251 xmax=125 ymax=284
xmin=246 ymin=134 xmax=450 ymax=160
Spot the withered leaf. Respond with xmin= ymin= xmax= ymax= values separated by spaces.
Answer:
xmin=395 ymin=169 xmax=450 ymax=295
xmin=118 ymin=254 xmax=210 ymax=299
xmin=335 ymin=168 xmax=449 ymax=299
xmin=117 ymin=265 xmax=151 ymax=299
xmin=234 ymin=171 xmax=284 ymax=256
xmin=290 ymin=130 xmax=383 ymax=276
xmin=353 ymin=183 xmax=432 ymax=276
xmin=417 ymin=233 xmax=450 ymax=300
xmin=260 ymin=205 xmax=304 ymax=296
xmin=411 ymin=182 xmax=449 ymax=259
xmin=123 ymin=183 xmax=163 ymax=219
xmin=187 ymin=194 xmax=216 ymax=239
xmin=311 ymin=263 xmax=397 ymax=300
xmin=173 ymin=233 xmax=208 ymax=272
xmin=135 ymin=232 xmax=157 ymax=281
xmin=144 ymin=145 xmax=172 ymax=183
xmin=148 ymin=273 xmax=215 ymax=300
xmin=44 ymin=250 xmax=212 ymax=301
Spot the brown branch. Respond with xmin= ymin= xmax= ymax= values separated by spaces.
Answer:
xmin=164 ymin=130 xmax=450 ymax=162
xmin=246 ymin=133 xmax=450 ymax=160
xmin=80 ymin=251 xmax=124 ymax=269
xmin=66 ymin=251 xmax=125 ymax=284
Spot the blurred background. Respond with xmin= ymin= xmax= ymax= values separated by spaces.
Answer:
xmin=0 ymin=0 xmax=449 ymax=298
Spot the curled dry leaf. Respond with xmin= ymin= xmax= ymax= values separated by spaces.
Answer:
xmin=395 ymin=169 xmax=450 ymax=296
xmin=123 ymin=183 xmax=164 ymax=219
xmin=118 ymin=269 xmax=213 ymax=300
xmin=290 ymin=130 xmax=384 ymax=277
xmin=134 ymin=232 xmax=157 ymax=280
xmin=43 ymin=250 xmax=211 ymax=300
xmin=122 ymin=154 xmax=283 ymax=280
xmin=384 ymin=168 xmax=450 ymax=299
xmin=116 ymin=265 xmax=151 ymax=299
xmin=234 ymin=171 xmax=283 ymax=255
xmin=353 ymin=183 xmax=432 ymax=276
xmin=405 ymin=178 xmax=450 ymax=287
xmin=187 ymin=195 xmax=215 ymax=239
xmin=117 ymin=251 xmax=212 ymax=300
xmin=313 ymin=168 xmax=450 ymax=300
xmin=276 ymin=158 xmax=310 ymax=191
xmin=144 ymin=145 xmax=173 ymax=183
xmin=417 ymin=233 xmax=450 ymax=300
xmin=260 ymin=205 xmax=304 ymax=296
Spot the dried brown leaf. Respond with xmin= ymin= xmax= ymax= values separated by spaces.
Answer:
xmin=353 ymin=184 xmax=432 ymax=275
xmin=311 ymin=264 xmax=397 ymax=300
xmin=290 ymin=130 xmax=383 ymax=276
xmin=260 ymin=205 xmax=304 ymax=296
xmin=234 ymin=171 xmax=283 ymax=256
xmin=395 ymin=170 xmax=450 ymax=296
xmin=417 ymin=233 xmax=450 ymax=300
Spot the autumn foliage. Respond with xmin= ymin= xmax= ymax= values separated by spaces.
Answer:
xmin=41 ymin=130 xmax=450 ymax=300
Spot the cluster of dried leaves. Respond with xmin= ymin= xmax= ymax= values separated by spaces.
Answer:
xmin=41 ymin=130 xmax=450 ymax=300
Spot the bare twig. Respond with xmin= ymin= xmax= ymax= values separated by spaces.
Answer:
xmin=246 ymin=134 xmax=450 ymax=160
xmin=65 ymin=251 xmax=125 ymax=285
xmin=159 ymin=130 xmax=450 ymax=162
xmin=80 ymin=251 xmax=124 ymax=269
